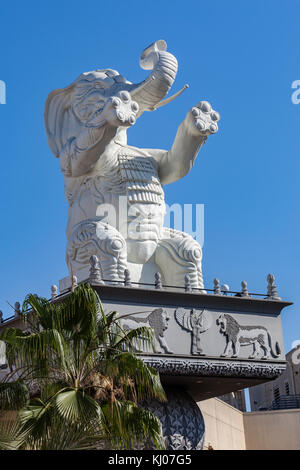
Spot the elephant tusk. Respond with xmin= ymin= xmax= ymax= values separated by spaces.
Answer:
xmin=150 ymin=84 xmax=189 ymax=111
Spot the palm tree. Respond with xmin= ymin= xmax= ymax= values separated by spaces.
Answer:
xmin=0 ymin=283 xmax=166 ymax=450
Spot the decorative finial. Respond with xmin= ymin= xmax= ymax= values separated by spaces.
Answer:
xmin=266 ymin=274 xmax=281 ymax=300
xmin=71 ymin=275 xmax=78 ymax=292
xmin=155 ymin=272 xmax=162 ymax=290
xmin=124 ymin=269 xmax=132 ymax=287
xmin=241 ymin=280 xmax=250 ymax=297
xmin=214 ymin=278 xmax=221 ymax=295
xmin=14 ymin=302 xmax=21 ymax=317
xmin=0 ymin=311 xmax=3 ymax=323
xmin=89 ymin=255 xmax=105 ymax=286
xmin=185 ymin=274 xmax=192 ymax=292
xmin=51 ymin=285 xmax=58 ymax=300
xmin=221 ymin=284 xmax=230 ymax=295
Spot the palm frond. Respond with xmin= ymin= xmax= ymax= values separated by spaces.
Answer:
xmin=0 ymin=412 xmax=28 ymax=450
xmin=22 ymin=294 xmax=55 ymax=331
xmin=108 ymin=352 xmax=166 ymax=403
xmin=5 ymin=329 xmax=67 ymax=374
xmin=0 ymin=284 xmax=166 ymax=450
xmin=0 ymin=381 xmax=29 ymax=411
xmin=55 ymin=388 xmax=104 ymax=424
xmin=52 ymin=283 xmax=99 ymax=339
xmin=112 ymin=325 xmax=157 ymax=353
xmin=102 ymin=399 xmax=165 ymax=449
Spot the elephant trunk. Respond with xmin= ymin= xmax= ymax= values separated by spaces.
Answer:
xmin=129 ymin=40 xmax=178 ymax=115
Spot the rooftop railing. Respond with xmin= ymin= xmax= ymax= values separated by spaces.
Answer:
xmin=270 ymin=395 xmax=300 ymax=410
xmin=0 ymin=255 xmax=283 ymax=325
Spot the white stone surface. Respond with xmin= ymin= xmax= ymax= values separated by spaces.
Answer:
xmin=45 ymin=40 xmax=220 ymax=289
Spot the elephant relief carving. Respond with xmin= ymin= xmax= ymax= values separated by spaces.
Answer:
xmin=44 ymin=40 xmax=220 ymax=287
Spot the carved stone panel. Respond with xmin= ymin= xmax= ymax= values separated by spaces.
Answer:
xmin=174 ymin=308 xmax=212 ymax=355
xmin=104 ymin=300 xmax=285 ymax=362
xmin=121 ymin=308 xmax=173 ymax=354
xmin=217 ymin=313 xmax=281 ymax=360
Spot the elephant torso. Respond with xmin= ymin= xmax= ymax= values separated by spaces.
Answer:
xmin=65 ymin=143 xmax=166 ymax=245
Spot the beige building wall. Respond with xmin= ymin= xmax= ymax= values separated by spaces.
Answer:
xmin=243 ymin=408 xmax=300 ymax=450
xmin=198 ymin=398 xmax=246 ymax=450
xmin=198 ymin=397 xmax=300 ymax=450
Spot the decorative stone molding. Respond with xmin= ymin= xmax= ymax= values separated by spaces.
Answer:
xmin=51 ymin=285 xmax=58 ymax=300
xmin=89 ymin=255 xmax=105 ymax=286
xmin=124 ymin=269 xmax=132 ymax=287
xmin=266 ymin=273 xmax=281 ymax=300
xmin=14 ymin=302 xmax=21 ymax=317
xmin=241 ymin=280 xmax=250 ymax=297
xmin=154 ymin=272 xmax=162 ymax=290
xmin=213 ymin=278 xmax=221 ymax=295
xmin=184 ymin=274 xmax=192 ymax=292
xmin=141 ymin=356 xmax=286 ymax=379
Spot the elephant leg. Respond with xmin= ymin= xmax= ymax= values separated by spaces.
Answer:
xmin=155 ymin=228 xmax=204 ymax=289
xmin=66 ymin=218 xmax=127 ymax=282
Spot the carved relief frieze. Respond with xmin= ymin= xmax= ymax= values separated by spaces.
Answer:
xmin=122 ymin=308 xmax=173 ymax=354
xmin=217 ymin=313 xmax=281 ymax=360
xmin=174 ymin=308 xmax=212 ymax=355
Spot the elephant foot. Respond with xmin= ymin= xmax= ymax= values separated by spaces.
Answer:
xmin=66 ymin=219 xmax=127 ymax=282
xmin=87 ymin=90 xmax=139 ymax=128
xmin=188 ymin=101 xmax=220 ymax=136
xmin=155 ymin=228 xmax=204 ymax=289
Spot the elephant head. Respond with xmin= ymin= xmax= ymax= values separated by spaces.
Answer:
xmin=44 ymin=40 xmax=180 ymax=158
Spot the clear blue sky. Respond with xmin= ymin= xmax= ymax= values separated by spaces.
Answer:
xmin=0 ymin=0 xmax=299 ymax=356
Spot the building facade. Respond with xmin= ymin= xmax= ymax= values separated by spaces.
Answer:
xmin=250 ymin=345 xmax=300 ymax=411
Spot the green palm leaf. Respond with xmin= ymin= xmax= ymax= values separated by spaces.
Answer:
xmin=0 ymin=381 xmax=29 ymax=411
xmin=0 ymin=284 xmax=166 ymax=450
xmin=55 ymin=389 xmax=104 ymax=424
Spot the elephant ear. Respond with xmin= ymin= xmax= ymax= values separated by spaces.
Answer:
xmin=44 ymin=82 xmax=82 ymax=158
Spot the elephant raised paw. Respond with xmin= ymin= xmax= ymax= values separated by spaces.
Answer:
xmin=86 ymin=90 xmax=139 ymax=128
xmin=187 ymin=101 xmax=220 ymax=136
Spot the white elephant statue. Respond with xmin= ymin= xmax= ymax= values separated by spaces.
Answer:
xmin=44 ymin=40 xmax=220 ymax=288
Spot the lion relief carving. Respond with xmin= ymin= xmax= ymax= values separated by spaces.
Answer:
xmin=217 ymin=313 xmax=281 ymax=360
xmin=122 ymin=308 xmax=173 ymax=354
